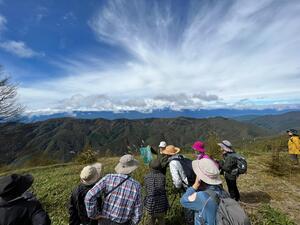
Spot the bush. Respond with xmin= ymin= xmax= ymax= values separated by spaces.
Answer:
xmin=75 ymin=148 xmax=98 ymax=164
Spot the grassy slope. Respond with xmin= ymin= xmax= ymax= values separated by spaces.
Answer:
xmin=1 ymin=153 xmax=299 ymax=225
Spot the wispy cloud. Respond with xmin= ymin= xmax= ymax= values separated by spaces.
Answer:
xmin=0 ymin=14 xmax=6 ymax=32
xmin=0 ymin=40 xmax=44 ymax=58
xmin=19 ymin=0 xmax=300 ymax=113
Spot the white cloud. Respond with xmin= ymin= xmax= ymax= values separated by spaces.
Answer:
xmin=0 ymin=41 xmax=44 ymax=58
xmin=18 ymin=0 xmax=300 ymax=113
xmin=0 ymin=14 xmax=6 ymax=32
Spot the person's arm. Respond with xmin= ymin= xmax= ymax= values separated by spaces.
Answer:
xmin=131 ymin=187 xmax=143 ymax=225
xmin=69 ymin=189 xmax=80 ymax=225
xmin=294 ymin=137 xmax=300 ymax=150
xmin=31 ymin=201 xmax=51 ymax=225
xmin=169 ymin=161 xmax=183 ymax=189
xmin=84 ymin=176 xmax=107 ymax=219
xmin=180 ymin=187 xmax=203 ymax=211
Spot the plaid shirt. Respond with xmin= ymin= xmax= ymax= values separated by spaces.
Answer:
xmin=85 ymin=174 xmax=142 ymax=225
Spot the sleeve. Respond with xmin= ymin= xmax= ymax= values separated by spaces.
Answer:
xmin=69 ymin=189 xmax=80 ymax=225
xmin=150 ymin=146 xmax=158 ymax=155
xmin=180 ymin=187 xmax=202 ymax=211
xmin=84 ymin=176 xmax=107 ymax=219
xmin=295 ymin=137 xmax=300 ymax=150
xmin=31 ymin=201 xmax=51 ymax=225
xmin=169 ymin=161 xmax=183 ymax=189
xmin=131 ymin=187 xmax=143 ymax=225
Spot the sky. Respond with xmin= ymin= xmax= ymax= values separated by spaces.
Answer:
xmin=0 ymin=0 xmax=300 ymax=115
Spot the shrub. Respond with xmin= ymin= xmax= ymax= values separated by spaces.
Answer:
xmin=75 ymin=148 xmax=98 ymax=164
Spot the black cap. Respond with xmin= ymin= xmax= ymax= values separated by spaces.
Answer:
xmin=0 ymin=174 xmax=34 ymax=198
xmin=287 ymin=129 xmax=298 ymax=135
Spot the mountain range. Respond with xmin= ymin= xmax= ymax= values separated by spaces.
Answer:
xmin=1 ymin=111 xmax=299 ymax=166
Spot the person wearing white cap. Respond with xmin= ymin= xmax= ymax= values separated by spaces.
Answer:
xmin=69 ymin=163 xmax=102 ymax=225
xmin=150 ymin=141 xmax=169 ymax=175
xmin=180 ymin=158 xmax=229 ymax=225
xmin=218 ymin=140 xmax=240 ymax=201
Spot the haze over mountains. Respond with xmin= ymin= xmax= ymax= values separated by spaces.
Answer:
xmin=1 ymin=111 xmax=299 ymax=166
xmin=22 ymin=109 xmax=294 ymax=123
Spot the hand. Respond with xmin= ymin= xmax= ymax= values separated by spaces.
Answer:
xmin=192 ymin=175 xmax=201 ymax=190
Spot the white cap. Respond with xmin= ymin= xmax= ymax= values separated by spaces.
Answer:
xmin=159 ymin=141 xmax=167 ymax=148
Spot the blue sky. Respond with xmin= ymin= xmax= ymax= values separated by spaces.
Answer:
xmin=0 ymin=0 xmax=300 ymax=115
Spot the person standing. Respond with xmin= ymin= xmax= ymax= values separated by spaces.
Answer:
xmin=85 ymin=155 xmax=142 ymax=225
xmin=287 ymin=129 xmax=300 ymax=165
xmin=218 ymin=140 xmax=240 ymax=201
xmin=192 ymin=141 xmax=211 ymax=160
xmin=69 ymin=163 xmax=102 ymax=225
xmin=180 ymin=158 xmax=228 ymax=225
xmin=144 ymin=159 xmax=169 ymax=225
xmin=0 ymin=174 xmax=51 ymax=225
xmin=150 ymin=141 xmax=170 ymax=175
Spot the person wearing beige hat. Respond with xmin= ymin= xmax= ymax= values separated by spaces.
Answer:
xmin=162 ymin=145 xmax=189 ymax=189
xmin=180 ymin=158 xmax=229 ymax=225
xmin=69 ymin=162 xmax=102 ymax=225
xmin=85 ymin=155 xmax=142 ymax=225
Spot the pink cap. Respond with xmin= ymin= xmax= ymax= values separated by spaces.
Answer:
xmin=192 ymin=141 xmax=206 ymax=153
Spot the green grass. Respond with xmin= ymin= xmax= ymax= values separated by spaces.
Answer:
xmin=0 ymin=153 xmax=298 ymax=225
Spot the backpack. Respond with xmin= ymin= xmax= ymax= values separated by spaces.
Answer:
xmin=171 ymin=155 xmax=196 ymax=186
xmin=230 ymin=153 xmax=247 ymax=175
xmin=205 ymin=190 xmax=251 ymax=225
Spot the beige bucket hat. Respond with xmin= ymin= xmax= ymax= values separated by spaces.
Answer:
xmin=161 ymin=145 xmax=181 ymax=155
xmin=218 ymin=140 xmax=234 ymax=153
xmin=80 ymin=162 xmax=102 ymax=186
xmin=192 ymin=158 xmax=222 ymax=185
xmin=115 ymin=154 xmax=139 ymax=174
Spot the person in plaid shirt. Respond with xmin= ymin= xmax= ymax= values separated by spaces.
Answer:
xmin=85 ymin=155 xmax=143 ymax=225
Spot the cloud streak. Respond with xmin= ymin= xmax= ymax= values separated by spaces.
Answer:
xmin=0 ymin=41 xmax=44 ymax=58
xmin=18 ymin=0 xmax=300 ymax=114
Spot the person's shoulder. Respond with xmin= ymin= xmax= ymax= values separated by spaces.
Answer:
xmin=129 ymin=177 xmax=141 ymax=189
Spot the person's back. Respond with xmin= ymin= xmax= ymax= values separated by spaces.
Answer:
xmin=85 ymin=155 xmax=142 ymax=225
xmin=144 ymin=159 xmax=169 ymax=225
xmin=69 ymin=184 xmax=98 ymax=225
xmin=0 ymin=174 xmax=51 ymax=225
xmin=0 ymin=193 xmax=50 ymax=225
xmin=69 ymin=163 xmax=102 ymax=225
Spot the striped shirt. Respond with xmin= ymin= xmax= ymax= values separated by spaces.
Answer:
xmin=85 ymin=174 xmax=143 ymax=225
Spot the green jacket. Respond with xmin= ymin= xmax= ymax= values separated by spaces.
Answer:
xmin=219 ymin=152 xmax=238 ymax=180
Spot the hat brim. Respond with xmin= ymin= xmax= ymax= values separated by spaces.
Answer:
xmin=217 ymin=143 xmax=233 ymax=152
xmin=161 ymin=147 xmax=181 ymax=155
xmin=115 ymin=160 xmax=139 ymax=174
xmin=1 ymin=174 xmax=34 ymax=198
xmin=192 ymin=160 xmax=222 ymax=185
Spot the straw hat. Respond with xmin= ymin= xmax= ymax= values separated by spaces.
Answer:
xmin=161 ymin=145 xmax=181 ymax=155
xmin=192 ymin=141 xmax=206 ymax=153
xmin=218 ymin=140 xmax=234 ymax=153
xmin=115 ymin=154 xmax=139 ymax=174
xmin=80 ymin=162 xmax=102 ymax=186
xmin=192 ymin=158 xmax=222 ymax=185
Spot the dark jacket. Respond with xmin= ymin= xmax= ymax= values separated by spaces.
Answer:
xmin=69 ymin=184 xmax=98 ymax=225
xmin=150 ymin=147 xmax=170 ymax=175
xmin=219 ymin=152 xmax=238 ymax=180
xmin=0 ymin=192 xmax=51 ymax=225
xmin=144 ymin=170 xmax=169 ymax=215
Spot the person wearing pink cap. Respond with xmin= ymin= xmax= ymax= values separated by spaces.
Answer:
xmin=192 ymin=141 xmax=211 ymax=160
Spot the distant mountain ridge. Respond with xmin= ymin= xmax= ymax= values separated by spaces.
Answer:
xmin=0 ymin=116 xmax=271 ymax=165
xmin=22 ymin=109 xmax=294 ymax=122
xmin=238 ymin=111 xmax=300 ymax=133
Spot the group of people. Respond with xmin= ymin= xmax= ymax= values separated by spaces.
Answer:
xmin=0 ymin=137 xmax=247 ymax=225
